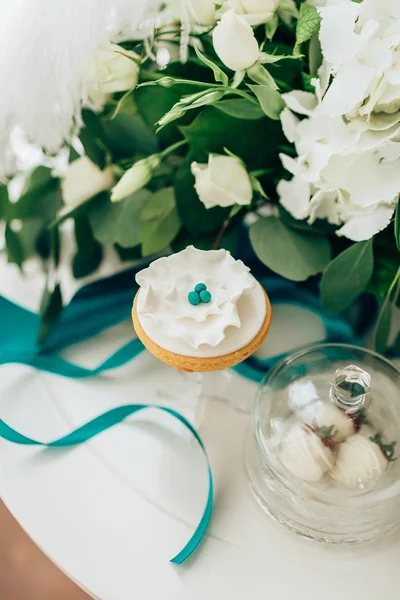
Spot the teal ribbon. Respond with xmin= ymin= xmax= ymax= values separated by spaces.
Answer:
xmin=0 ymin=404 xmax=212 ymax=564
xmin=0 ymin=270 xmax=361 ymax=563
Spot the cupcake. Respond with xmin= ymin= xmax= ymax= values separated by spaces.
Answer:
xmin=132 ymin=246 xmax=271 ymax=372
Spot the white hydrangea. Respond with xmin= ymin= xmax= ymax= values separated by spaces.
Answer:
xmin=277 ymin=75 xmax=400 ymax=241
xmin=319 ymin=0 xmax=400 ymax=119
xmin=277 ymin=0 xmax=400 ymax=242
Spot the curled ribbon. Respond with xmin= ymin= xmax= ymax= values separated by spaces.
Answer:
xmin=0 ymin=405 xmax=213 ymax=564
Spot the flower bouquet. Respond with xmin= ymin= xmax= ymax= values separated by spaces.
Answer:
xmin=0 ymin=0 xmax=399 ymax=353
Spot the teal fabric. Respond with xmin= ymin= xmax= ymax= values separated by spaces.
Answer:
xmin=0 ymin=272 xmax=361 ymax=563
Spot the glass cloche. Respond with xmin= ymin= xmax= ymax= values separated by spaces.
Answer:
xmin=245 ymin=344 xmax=400 ymax=544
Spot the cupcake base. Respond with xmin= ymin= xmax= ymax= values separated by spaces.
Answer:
xmin=131 ymin=289 xmax=272 ymax=372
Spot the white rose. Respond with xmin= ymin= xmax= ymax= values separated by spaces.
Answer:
xmin=212 ymin=10 xmax=260 ymax=71
xmin=111 ymin=155 xmax=161 ymax=203
xmin=88 ymin=42 xmax=140 ymax=103
xmin=226 ymin=0 xmax=280 ymax=25
xmin=168 ymin=0 xmax=216 ymax=26
xmin=191 ymin=154 xmax=253 ymax=209
xmin=61 ymin=156 xmax=115 ymax=208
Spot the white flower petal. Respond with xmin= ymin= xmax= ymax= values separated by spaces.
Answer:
xmin=318 ymin=3 xmax=363 ymax=69
xmin=298 ymin=143 xmax=333 ymax=182
xmin=323 ymin=61 xmax=375 ymax=117
xmin=308 ymin=189 xmax=341 ymax=225
xmin=320 ymin=154 xmax=354 ymax=189
xmin=357 ymin=123 xmax=400 ymax=150
xmin=280 ymin=153 xmax=300 ymax=176
xmin=280 ymin=107 xmax=299 ymax=143
xmin=277 ymin=177 xmax=311 ymax=220
xmin=192 ymin=154 xmax=252 ymax=209
xmin=346 ymin=151 xmax=400 ymax=207
xmin=378 ymin=141 xmax=400 ymax=161
xmin=213 ymin=10 xmax=259 ymax=71
xmin=282 ymin=91 xmax=318 ymax=116
xmin=353 ymin=111 xmax=400 ymax=131
xmin=337 ymin=204 xmax=395 ymax=241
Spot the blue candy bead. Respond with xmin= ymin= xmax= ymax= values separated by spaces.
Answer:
xmin=199 ymin=290 xmax=212 ymax=303
xmin=194 ymin=283 xmax=207 ymax=293
xmin=188 ymin=291 xmax=201 ymax=305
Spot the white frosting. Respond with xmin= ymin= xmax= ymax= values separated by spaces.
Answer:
xmin=312 ymin=403 xmax=355 ymax=443
xmin=331 ymin=435 xmax=388 ymax=488
xmin=135 ymin=246 xmax=267 ymax=357
xmin=279 ymin=422 xmax=335 ymax=483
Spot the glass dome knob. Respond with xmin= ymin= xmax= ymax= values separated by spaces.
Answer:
xmin=331 ymin=364 xmax=371 ymax=413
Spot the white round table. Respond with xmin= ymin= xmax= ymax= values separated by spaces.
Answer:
xmin=1 ymin=260 xmax=400 ymax=600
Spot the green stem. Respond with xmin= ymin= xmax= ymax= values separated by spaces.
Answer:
xmin=393 ymin=267 xmax=400 ymax=305
xmin=274 ymin=78 xmax=292 ymax=92
xmin=159 ymin=139 xmax=188 ymax=159
xmin=389 ymin=267 xmax=400 ymax=298
xmin=223 ymin=87 xmax=261 ymax=105
xmin=212 ymin=218 xmax=230 ymax=251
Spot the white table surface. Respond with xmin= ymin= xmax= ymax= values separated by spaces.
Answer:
xmin=1 ymin=259 xmax=400 ymax=600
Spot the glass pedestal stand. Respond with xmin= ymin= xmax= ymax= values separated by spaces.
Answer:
xmin=191 ymin=369 xmax=255 ymax=430
xmin=154 ymin=366 xmax=254 ymax=431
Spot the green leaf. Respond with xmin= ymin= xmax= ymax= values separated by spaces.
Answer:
xmin=157 ymin=89 xmax=225 ymax=130
xmin=279 ymin=205 xmax=337 ymax=236
xmin=69 ymin=145 xmax=80 ymax=163
xmin=103 ymin=114 xmax=158 ymax=160
xmin=135 ymin=85 xmax=188 ymax=146
xmin=114 ymin=244 xmax=142 ymax=262
xmin=38 ymin=283 xmax=63 ymax=345
xmin=193 ymin=46 xmax=229 ymax=86
xmin=0 ymin=185 xmax=9 ymax=219
xmin=367 ymin=252 xmax=399 ymax=303
xmin=79 ymin=109 xmax=110 ymax=170
xmin=229 ymin=205 xmax=242 ymax=219
xmin=72 ymin=216 xmax=103 ymax=279
xmin=259 ymin=52 xmax=298 ymax=64
xmin=88 ymin=190 xmax=151 ymax=247
xmin=250 ymin=175 xmax=268 ymax=199
xmin=395 ymin=204 xmax=400 ymax=251
xmin=24 ymin=165 xmax=53 ymax=190
xmin=172 ymin=224 xmax=239 ymax=256
xmin=48 ymin=198 xmax=94 ymax=229
xmin=174 ymin=158 xmax=228 ymax=234
xmin=246 ymin=64 xmax=278 ymax=89
xmin=374 ymin=299 xmax=393 ymax=355
xmin=13 ymin=219 xmax=45 ymax=259
xmin=302 ymin=72 xmax=316 ymax=93
xmin=82 ymin=109 xmax=109 ymax=147
xmin=214 ymin=98 xmax=264 ymax=120
xmin=181 ymin=106 xmax=285 ymax=168
xmin=12 ymin=170 xmax=62 ymax=221
xmin=142 ymin=206 xmax=181 ymax=256
xmin=250 ymin=216 xmax=331 ymax=281
xmin=139 ymin=187 xmax=176 ymax=221
xmin=51 ymin=226 xmax=61 ymax=267
xmin=374 ymin=267 xmax=400 ymax=354
xmin=295 ymin=3 xmax=321 ymax=52
xmin=320 ymin=240 xmax=374 ymax=313
xmin=5 ymin=225 xmax=25 ymax=268
xmin=247 ymin=84 xmax=285 ymax=120
xmin=309 ymin=32 xmax=323 ymax=76
xmin=265 ymin=13 xmax=279 ymax=40
xmin=139 ymin=187 xmax=181 ymax=256
xmin=394 ymin=332 xmax=400 ymax=356
xmin=79 ymin=128 xmax=106 ymax=170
